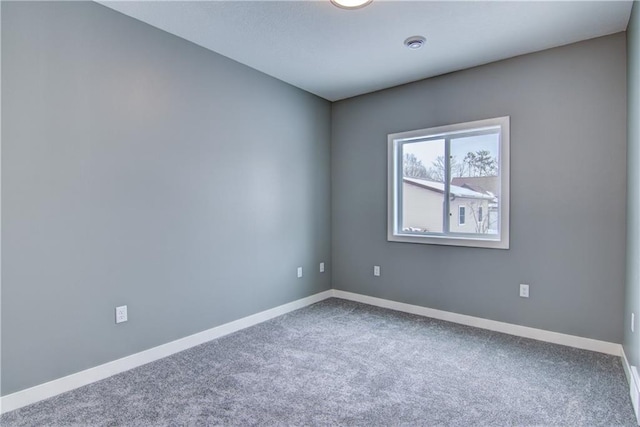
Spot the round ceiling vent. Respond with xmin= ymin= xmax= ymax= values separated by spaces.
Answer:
xmin=404 ymin=36 xmax=426 ymax=50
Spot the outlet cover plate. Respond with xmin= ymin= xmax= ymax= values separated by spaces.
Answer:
xmin=115 ymin=305 xmax=128 ymax=324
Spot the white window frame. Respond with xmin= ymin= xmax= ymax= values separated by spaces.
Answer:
xmin=458 ymin=205 xmax=466 ymax=226
xmin=387 ymin=116 xmax=510 ymax=249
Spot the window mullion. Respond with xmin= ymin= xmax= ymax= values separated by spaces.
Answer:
xmin=396 ymin=141 xmax=404 ymax=234
xmin=443 ymin=138 xmax=451 ymax=235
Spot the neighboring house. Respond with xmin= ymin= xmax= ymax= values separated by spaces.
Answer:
xmin=402 ymin=177 xmax=496 ymax=234
xmin=451 ymin=176 xmax=501 ymax=232
xmin=451 ymin=176 xmax=499 ymax=197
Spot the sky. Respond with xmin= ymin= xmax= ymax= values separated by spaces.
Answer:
xmin=403 ymin=133 xmax=500 ymax=171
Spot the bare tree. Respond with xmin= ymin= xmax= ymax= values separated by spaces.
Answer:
xmin=403 ymin=153 xmax=429 ymax=178
xmin=428 ymin=155 xmax=463 ymax=182
xmin=466 ymin=200 xmax=490 ymax=234
xmin=428 ymin=156 xmax=446 ymax=182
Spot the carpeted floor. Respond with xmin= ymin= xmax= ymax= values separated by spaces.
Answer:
xmin=1 ymin=298 xmax=637 ymax=426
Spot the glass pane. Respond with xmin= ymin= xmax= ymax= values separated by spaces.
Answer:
xmin=459 ymin=206 xmax=466 ymax=225
xmin=400 ymin=139 xmax=445 ymax=233
xmin=448 ymin=132 xmax=500 ymax=235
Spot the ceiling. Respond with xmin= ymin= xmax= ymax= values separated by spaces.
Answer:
xmin=98 ymin=1 xmax=633 ymax=101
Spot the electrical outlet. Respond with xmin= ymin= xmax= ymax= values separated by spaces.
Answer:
xmin=115 ymin=305 xmax=128 ymax=324
xmin=297 ymin=267 xmax=303 ymax=278
xmin=519 ymin=284 xmax=529 ymax=298
xmin=320 ymin=262 xmax=325 ymax=273
xmin=373 ymin=265 xmax=381 ymax=277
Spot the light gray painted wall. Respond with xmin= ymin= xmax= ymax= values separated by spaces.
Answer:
xmin=626 ymin=1 xmax=640 ymax=368
xmin=332 ymin=34 xmax=627 ymax=343
xmin=1 ymin=1 xmax=331 ymax=395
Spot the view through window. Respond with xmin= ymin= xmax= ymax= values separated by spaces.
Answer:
xmin=388 ymin=117 xmax=510 ymax=249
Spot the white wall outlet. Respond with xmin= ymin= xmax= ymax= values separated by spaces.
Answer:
xmin=297 ymin=267 xmax=303 ymax=278
xmin=632 ymin=312 xmax=635 ymax=333
xmin=519 ymin=284 xmax=530 ymax=298
xmin=373 ymin=265 xmax=381 ymax=277
xmin=115 ymin=305 xmax=128 ymax=324
xmin=320 ymin=262 xmax=325 ymax=273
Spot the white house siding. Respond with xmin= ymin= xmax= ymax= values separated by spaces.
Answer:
xmin=402 ymin=182 xmax=444 ymax=232
xmin=402 ymin=181 xmax=492 ymax=234
xmin=449 ymin=198 xmax=491 ymax=234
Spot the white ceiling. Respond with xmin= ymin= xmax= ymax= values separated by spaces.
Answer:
xmin=98 ymin=1 xmax=633 ymax=101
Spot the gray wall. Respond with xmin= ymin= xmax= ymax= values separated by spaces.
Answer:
xmin=332 ymin=33 xmax=627 ymax=343
xmin=626 ymin=1 xmax=640 ymax=369
xmin=1 ymin=0 xmax=632 ymax=400
xmin=1 ymin=1 xmax=331 ymax=395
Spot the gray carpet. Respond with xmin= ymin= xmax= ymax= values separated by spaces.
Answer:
xmin=1 ymin=298 xmax=637 ymax=426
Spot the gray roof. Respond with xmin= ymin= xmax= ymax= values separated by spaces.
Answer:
xmin=450 ymin=176 xmax=499 ymax=196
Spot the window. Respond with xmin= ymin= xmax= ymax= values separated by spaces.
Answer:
xmin=458 ymin=206 xmax=466 ymax=226
xmin=387 ymin=116 xmax=509 ymax=249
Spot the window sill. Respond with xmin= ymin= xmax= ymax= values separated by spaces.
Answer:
xmin=388 ymin=233 xmax=509 ymax=249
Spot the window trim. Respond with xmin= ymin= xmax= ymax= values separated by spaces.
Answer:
xmin=458 ymin=205 xmax=466 ymax=226
xmin=387 ymin=116 xmax=510 ymax=249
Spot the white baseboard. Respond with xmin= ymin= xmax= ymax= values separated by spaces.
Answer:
xmin=331 ymin=289 xmax=622 ymax=356
xmin=0 ymin=290 xmax=333 ymax=415
xmin=622 ymin=348 xmax=640 ymax=425
xmin=1 ymin=288 xmax=625 ymax=416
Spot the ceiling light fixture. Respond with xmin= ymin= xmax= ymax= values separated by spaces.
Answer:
xmin=404 ymin=36 xmax=426 ymax=50
xmin=330 ymin=0 xmax=372 ymax=10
